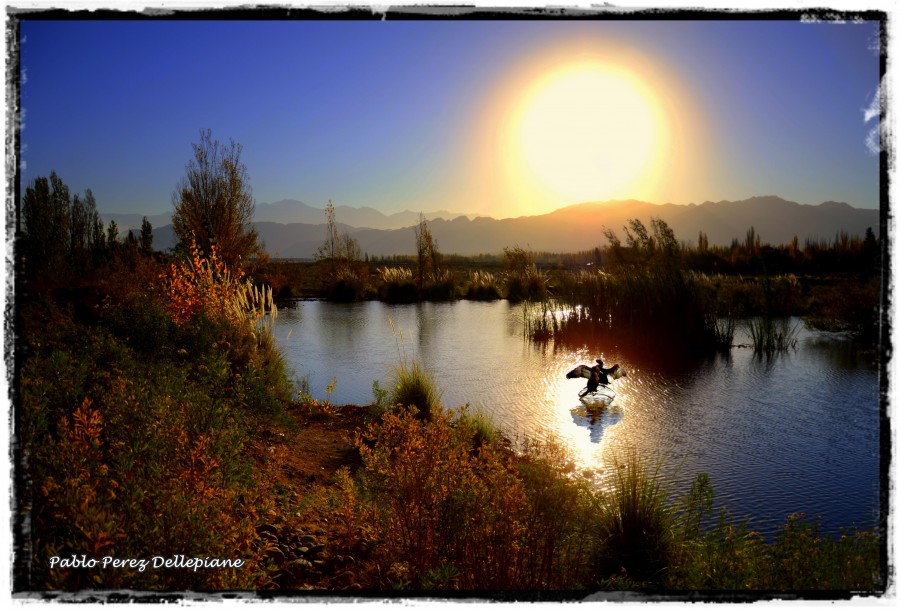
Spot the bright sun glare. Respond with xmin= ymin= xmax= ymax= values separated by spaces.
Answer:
xmin=504 ymin=61 xmax=668 ymax=208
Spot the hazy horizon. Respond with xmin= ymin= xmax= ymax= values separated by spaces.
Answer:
xmin=98 ymin=193 xmax=876 ymax=225
xmin=18 ymin=13 xmax=883 ymax=219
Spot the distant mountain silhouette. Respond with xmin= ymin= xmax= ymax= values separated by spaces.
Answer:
xmin=100 ymin=211 xmax=173 ymax=236
xmin=254 ymin=199 xmax=468 ymax=230
xmin=107 ymin=199 xmax=466 ymax=236
xmin=147 ymin=196 xmax=879 ymax=258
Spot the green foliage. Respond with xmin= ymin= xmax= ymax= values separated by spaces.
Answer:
xmin=389 ymin=360 xmax=443 ymax=421
xmin=20 ymin=173 xmax=108 ymax=285
xmin=592 ymin=457 xmax=883 ymax=592
xmin=595 ymin=451 xmax=672 ymax=586
xmin=666 ymin=511 xmax=882 ymax=591
xmin=672 ymin=473 xmax=715 ymax=542
xmin=369 ymin=379 xmax=392 ymax=421
xmin=454 ymin=406 xmax=501 ymax=451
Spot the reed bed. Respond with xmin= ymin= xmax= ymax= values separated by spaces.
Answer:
xmin=505 ymin=265 xmax=550 ymax=303
xmin=326 ymin=264 xmax=371 ymax=302
xmin=533 ymin=268 xmax=727 ymax=358
xmin=464 ymin=270 xmax=502 ymax=301
xmin=747 ymin=316 xmax=800 ymax=355
xmin=422 ymin=268 xmax=458 ymax=301
xmin=377 ymin=266 xmax=419 ymax=303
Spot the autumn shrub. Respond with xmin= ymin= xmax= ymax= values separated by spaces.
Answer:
xmin=158 ymin=241 xmax=292 ymax=411
xmin=19 ymin=244 xmax=290 ymax=590
xmin=513 ymin=438 xmax=598 ymax=589
xmin=158 ymin=242 xmax=242 ymax=326
xmin=348 ymin=402 xmax=882 ymax=593
xmin=20 ymin=315 xmax=280 ymax=590
xmin=351 ymin=402 xmax=608 ymax=591
xmin=356 ymin=406 xmax=530 ymax=589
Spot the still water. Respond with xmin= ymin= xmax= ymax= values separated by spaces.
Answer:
xmin=275 ymin=299 xmax=881 ymax=538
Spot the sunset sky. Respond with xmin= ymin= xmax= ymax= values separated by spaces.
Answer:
xmin=17 ymin=13 xmax=884 ymax=219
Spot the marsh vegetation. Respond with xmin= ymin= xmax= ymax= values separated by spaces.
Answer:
xmin=16 ymin=167 xmax=882 ymax=595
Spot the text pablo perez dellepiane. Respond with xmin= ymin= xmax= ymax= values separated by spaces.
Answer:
xmin=50 ymin=555 xmax=245 ymax=573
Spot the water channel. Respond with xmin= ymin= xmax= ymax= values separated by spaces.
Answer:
xmin=274 ymin=299 xmax=881 ymax=539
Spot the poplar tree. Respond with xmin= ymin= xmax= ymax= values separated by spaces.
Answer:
xmin=140 ymin=217 xmax=153 ymax=254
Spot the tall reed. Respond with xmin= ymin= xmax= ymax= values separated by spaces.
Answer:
xmin=595 ymin=450 xmax=672 ymax=586
xmin=229 ymin=279 xmax=278 ymax=344
xmin=378 ymin=266 xmax=418 ymax=303
xmin=539 ymin=268 xmax=724 ymax=358
xmin=747 ymin=317 xmax=799 ymax=355
xmin=464 ymin=270 xmax=502 ymax=301
xmin=505 ymin=265 xmax=549 ymax=303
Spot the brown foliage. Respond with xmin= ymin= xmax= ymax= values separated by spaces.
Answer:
xmin=172 ymin=129 xmax=259 ymax=268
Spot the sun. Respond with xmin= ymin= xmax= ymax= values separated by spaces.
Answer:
xmin=499 ymin=60 xmax=670 ymax=210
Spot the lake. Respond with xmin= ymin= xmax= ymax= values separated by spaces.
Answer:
xmin=274 ymin=299 xmax=881 ymax=539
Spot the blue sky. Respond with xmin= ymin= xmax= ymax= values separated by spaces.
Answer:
xmin=18 ymin=15 xmax=883 ymax=218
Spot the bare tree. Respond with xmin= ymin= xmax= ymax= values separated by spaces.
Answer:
xmin=415 ymin=214 xmax=441 ymax=291
xmin=172 ymin=129 xmax=259 ymax=268
xmin=316 ymin=200 xmax=341 ymax=265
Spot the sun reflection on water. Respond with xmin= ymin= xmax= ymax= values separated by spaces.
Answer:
xmin=539 ymin=350 xmax=639 ymax=485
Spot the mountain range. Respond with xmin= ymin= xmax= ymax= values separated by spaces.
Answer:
xmin=103 ymin=199 xmax=468 ymax=235
xmin=108 ymin=195 xmax=879 ymax=259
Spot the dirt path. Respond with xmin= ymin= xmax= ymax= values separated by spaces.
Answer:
xmin=246 ymin=405 xmax=379 ymax=591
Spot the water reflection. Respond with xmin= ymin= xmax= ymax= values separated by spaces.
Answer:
xmin=275 ymin=301 xmax=880 ymax=538
xmin=569 ymin=404 xmax=625 ymax=444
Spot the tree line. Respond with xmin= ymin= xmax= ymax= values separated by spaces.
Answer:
xmin=20 ymin=172 xmax=154 ymax=283
xmin=19 ymin=129 xmax=262 ymax=291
